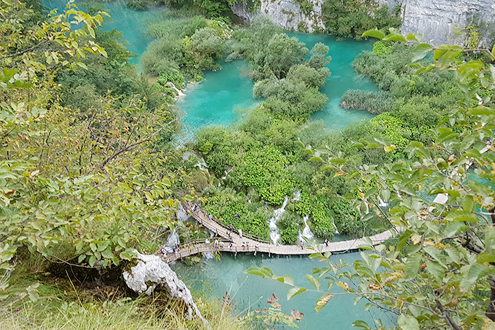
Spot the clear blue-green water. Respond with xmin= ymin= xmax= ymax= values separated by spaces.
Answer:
xmin=178 ymin=33 xmax=377 ymax=134
xmin=178 ymin=61 xmax=258 ymax=138
xmin=292 ymin=33 xmax=377 ymax=130
xmin=173 ymin=252 xmax=392 ymax=329
xmin=43 ymin=0 xmax=163 ymax=66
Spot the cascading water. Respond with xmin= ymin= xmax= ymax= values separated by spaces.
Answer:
xmin=268 ymin=196 xmax=289 ymax=245
xmin=165 ymin=82 xmax=185 ymax=99
xmin=194 ymin=158 xmax=209 ymax=174
xmin=292 ymin=189 xmax=301 ymax=202
xmin=177 ymin=204 xmax=191 ymax=222
xmin=378 ymin=196 xmax=388 ymax=208
xmin=163 ymin=227 xmax=180 ymax=253
xmin=298 ymin=215 xmax=314 ymax=242
xmin=332 ymin=217 xmax=340 ymax=235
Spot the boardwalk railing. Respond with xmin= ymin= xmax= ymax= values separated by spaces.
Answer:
xmin=158 ymin=201 xmax=398 ymax=263
xmin=181 ymin=201 xmax=271 ymax=244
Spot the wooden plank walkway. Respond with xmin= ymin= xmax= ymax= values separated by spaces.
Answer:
xmin=161 ymin=201 xmax=397 ymax=263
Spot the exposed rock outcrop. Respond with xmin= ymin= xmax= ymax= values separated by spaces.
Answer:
xmin=231 ymin=0 xmax=495 ymax=46
xmin=400 ymin=0 xmax=495 ymax=46
xmin=230 ymin=0 xmax=325 ymax=33
xmin=123 ymin=252 xmax=209 ymax=327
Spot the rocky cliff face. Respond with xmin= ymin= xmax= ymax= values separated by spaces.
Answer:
xmin=231 ymin=0 xmax=495 ymax=46
xmin=400 ymin=0 xmax=495 ymax=46
xmin=230 ymin=0 xmax=325 ymax=33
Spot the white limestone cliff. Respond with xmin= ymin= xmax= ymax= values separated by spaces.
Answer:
xmin=231 ymin=0 xmax=325 ymax=33
xmin=231 ymin=0 xmax=495 ymax=46
xmin=399 ymin=0 xmax=495 ymax=46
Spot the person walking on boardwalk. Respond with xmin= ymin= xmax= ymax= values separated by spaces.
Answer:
xmin=230 ymin=224 xmax=234 ymax=232
xmin=300 ymin=241 xmax=304 ymax=250
xmin=238 ymin=228 xmax=243 ymax=238
xmin=325 ymin=238 xmax=329 ymax=247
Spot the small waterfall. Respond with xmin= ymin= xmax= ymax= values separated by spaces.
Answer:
xmin=177 ymin=204 xmax=190 ymax=222
xmin=203 ymin=237 xmax=214 ymax=260
xmin=332 ymin=217 xmax=340 ymax=235
xmin=378 ymin=196 xmax=388 ymax=208
xmin=163 ymin=227 xmax=180 ymax=253
xmin=221 ymin=168 xmax=232 ymax=180
xmin=268 ymin=196 xmax=289 ymax=245
xmin=292 ymin=189 xmax=301 ymax=202
xmin=194 ymin=158 xmax=209 ymax=174
xmin=298 ymin=215 xmax=314 ymax=242
xmin=165 ymin=82 xmax=185 ymax=99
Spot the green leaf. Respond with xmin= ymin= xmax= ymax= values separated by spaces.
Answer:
xmin=352 ymin=320 xmax=370 ymax=329
xmin=405 ymin=254 xmax=422 ymax=280
xmin=467 ymin=107 xmax=495 ymax=116
xmin=424 ymin=246 xmax=447 ymax=268
xmin=98 ymin=241 xmax=110 ymax=252
xmin=362 ymin=29 xmax=385 ymax=40
xmin=426 ymin=260 xmax=444 ymax=284
xmin=460 ymin=263 xmax=489 ymax=291
xmin=101 ymin=249 xmax=113 ymax=259
xmin=305 ymin=274 xmax=321 ymax=291
xmin=398 ymin=314 xmax=419 ymax=330
xmin=88 ymin=255 xmax=96 ymax=267
xmin=477 ymin=252 xmax=495 ymax=264
xmin=78 ymin=254 xmax=86 ymax=263
xmin=434 ymin=48 xmax=448 ymax=63
xmin=287 ymin=286 xmax=306 ymax=301
xmin=411 ymin=43 xmax=432 ymax=62
xmin=383 ymin=33 xmax=406 ymax=42
xmin=462 ymin=195 xmax=474 ymax=212
xmin=246 ymin=267 xmax=267 ymax=277
xmin=315 ymin=294 xmax=333 ymax=313
xmin=276 ymin=275 xmax=294 ymax=285
xmin=444 ymin=222 xmax=469 ymax=237
xmin=406 ymin=33 xmax=418 ymax=41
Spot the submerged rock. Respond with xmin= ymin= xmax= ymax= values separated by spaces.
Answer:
xmin=123 ymin=252 xmax=209 ymax=327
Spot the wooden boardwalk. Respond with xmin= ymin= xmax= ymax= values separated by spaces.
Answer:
xmin=161 ymin=201 xmax=397 ymax=263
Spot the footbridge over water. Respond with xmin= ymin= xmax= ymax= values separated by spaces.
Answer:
xmin=161 ymin=201 xmax=397 ymax=263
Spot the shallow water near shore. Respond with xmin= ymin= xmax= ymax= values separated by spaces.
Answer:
xmin=173 ymin=252 xmax=393 ymax=329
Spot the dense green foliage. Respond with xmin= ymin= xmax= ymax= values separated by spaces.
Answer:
xmin=341 ymin=90 xmax=395 ymax=114
xmin=0 ymin=1 xmax=183 ymax=307
xmin=202 ymin=188 xmax=271 ymax=238
xmin=322 ymin=0 xmax=401 ymax=40
xmin=141 ymin=12 xmax=231 ymax=80
xmin=126 ymin=0 xmax=149 ymax=11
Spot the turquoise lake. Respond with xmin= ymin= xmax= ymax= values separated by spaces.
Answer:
xmin=173 ymin=252 xmax=392 ymax=329
xmin=178 ymin=33 xmax=376 ymax=134
xmin=43 ymin=0 xmax=163 ymax=65
xmin=41 ymin=2 xmax=388 ymax=328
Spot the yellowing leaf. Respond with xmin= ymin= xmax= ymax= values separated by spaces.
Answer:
xmin=384 ymin=145 xmax=396 ymax=153
xmin=411 ymin=233 xmax=422 ymax=245
xmin=315 ymin=294 xmax=333 ymax=313
xmin=338 ymin=281 xmax=349 ymax=292
xmin=334 ymin=171 xmax=347 ymax=177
